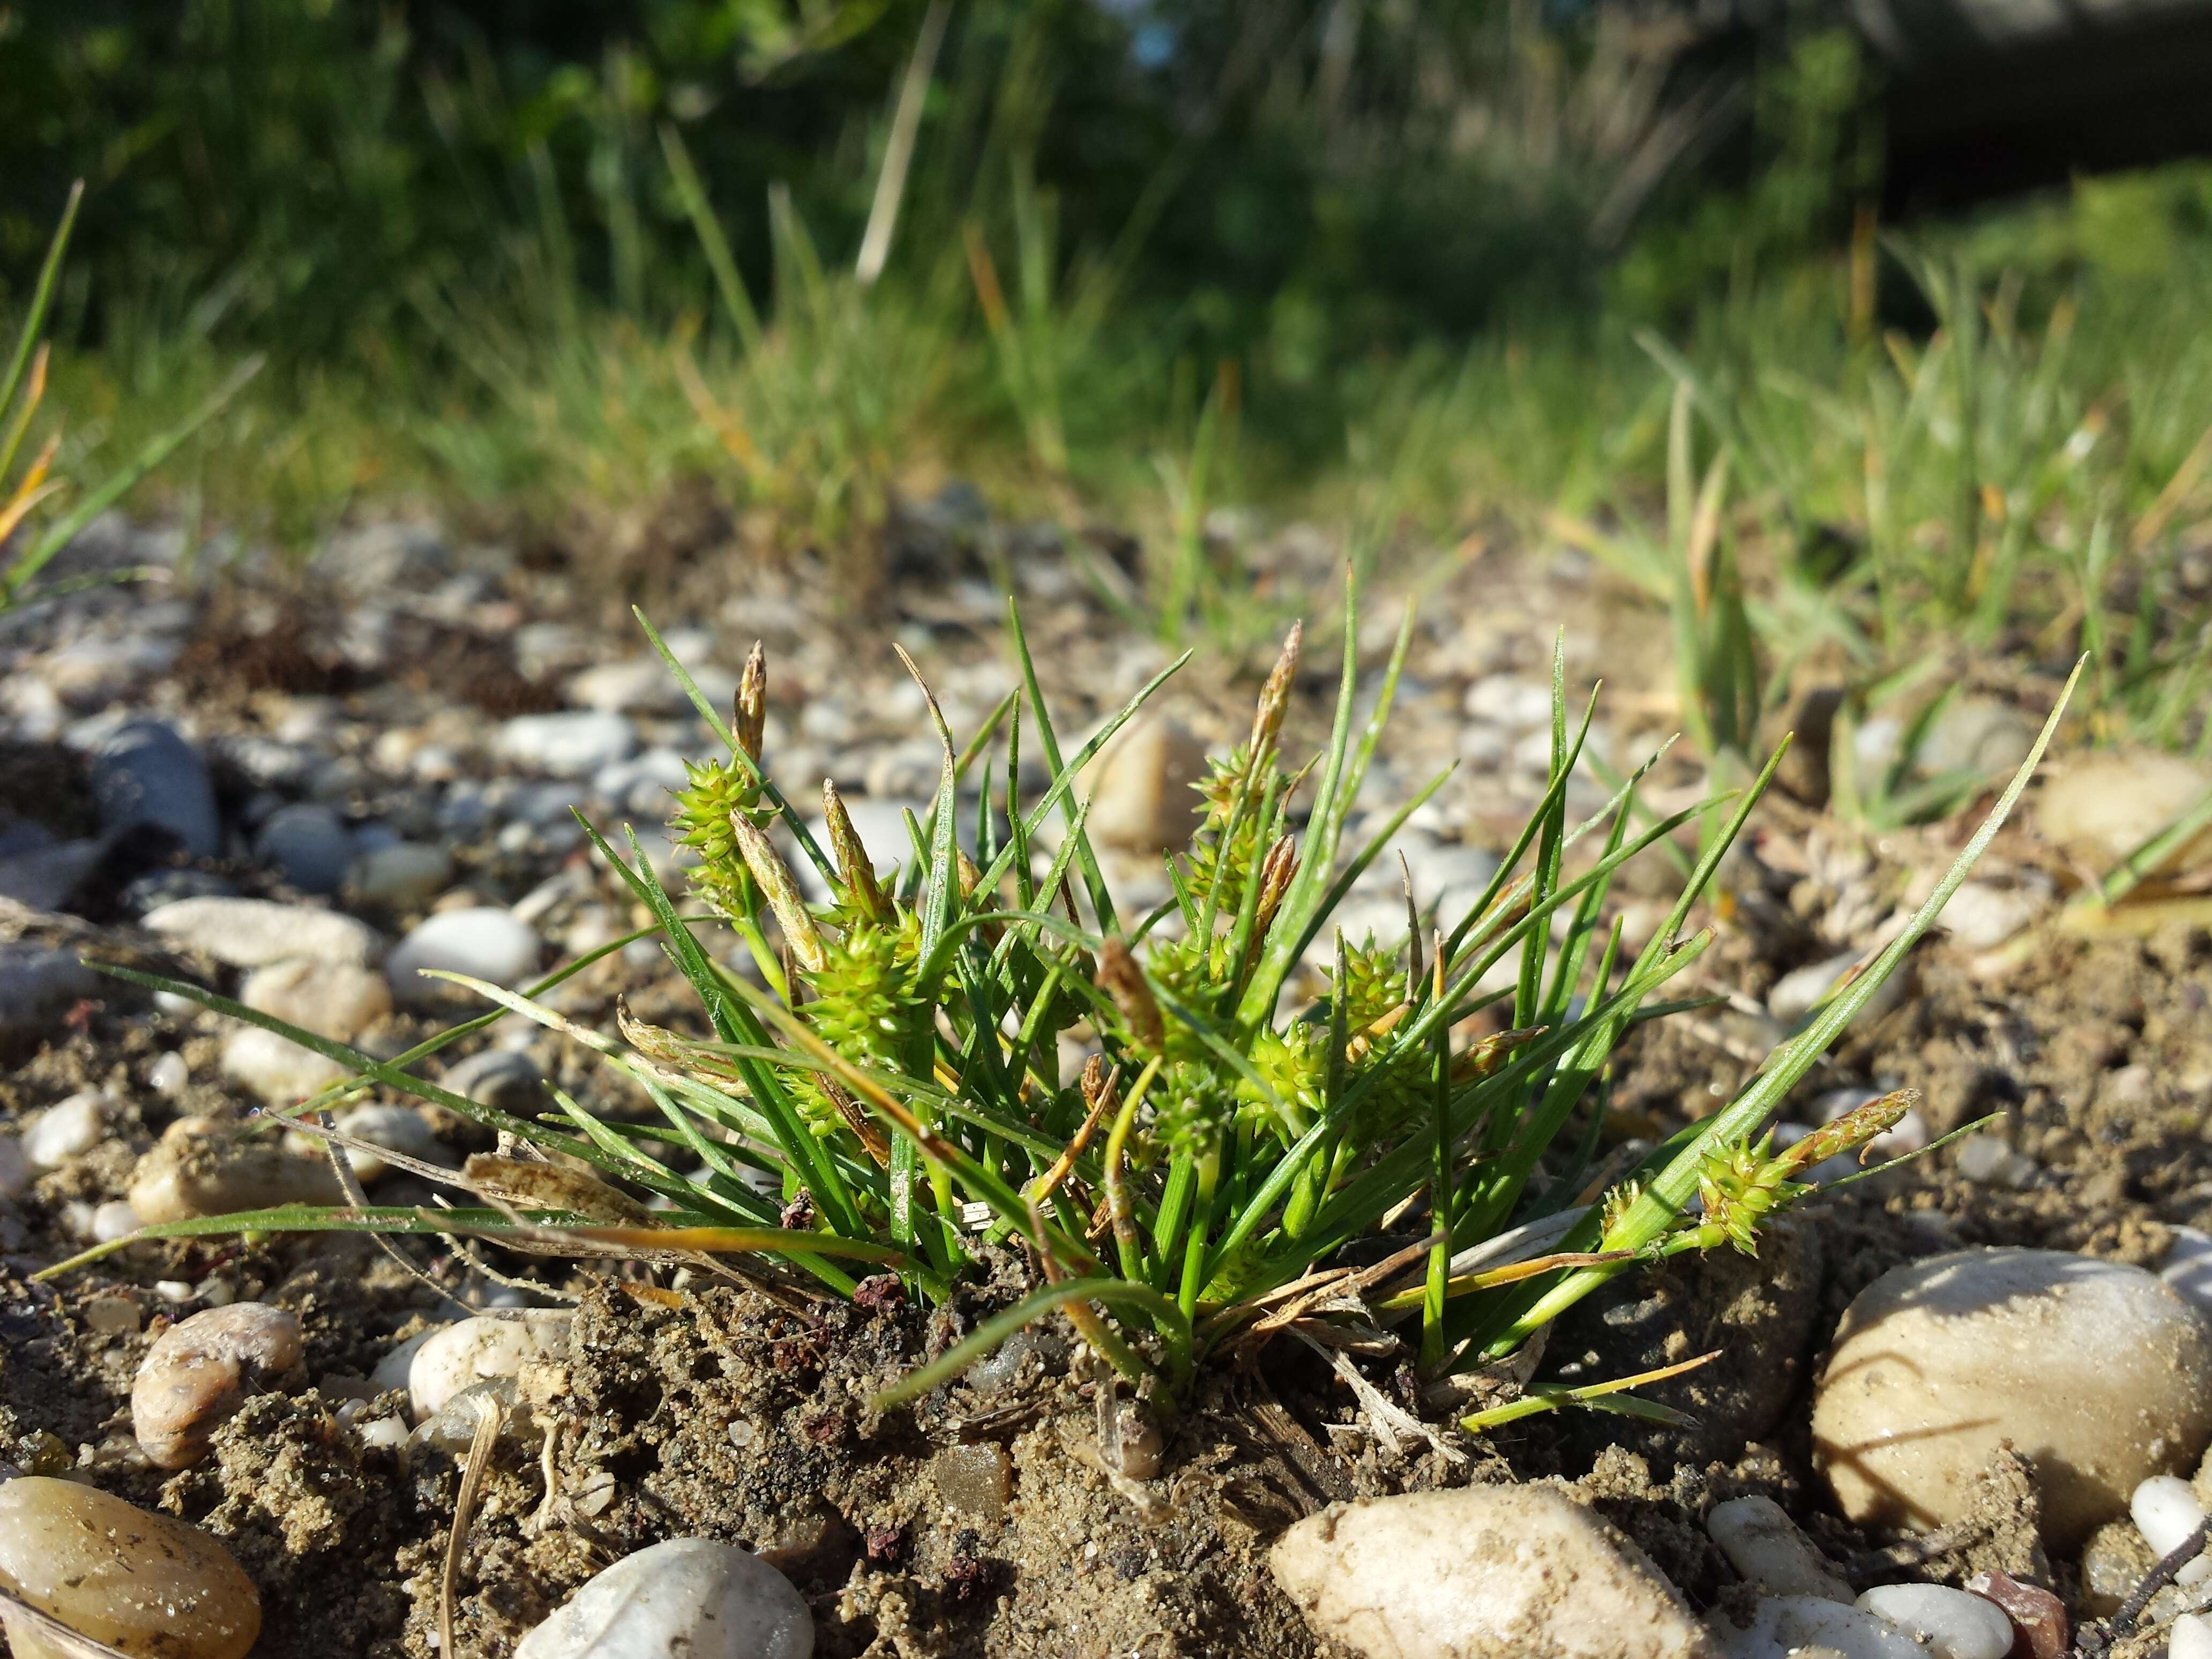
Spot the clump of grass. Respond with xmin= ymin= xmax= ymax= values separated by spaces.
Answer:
xmin=63 ymin=585 xmax=2078 ymax=1432
xmin=0 ymin=184 xmax=258 ymax=613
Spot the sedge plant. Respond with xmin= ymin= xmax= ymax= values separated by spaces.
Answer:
xmin=59 ymin=579 xmax=2080 ymax=1436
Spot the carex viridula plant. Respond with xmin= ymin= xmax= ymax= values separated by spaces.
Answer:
xmin=68 ymin=576 xmax=2079 ymax=1433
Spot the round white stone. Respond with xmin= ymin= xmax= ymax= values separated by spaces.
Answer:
xmin=1855 ymin=1585 xmax=2013 ymax=1659
xmin=513 ymin=1538 xmax=811 ymax=1659
xmin=23 ymin=1093 xmax=110 ymax=1171
xmin=386 ymin=908 xmax=542 ymax=1006
xmin=1812 ymin=1247 xmax=2212 ymax=1549
xmin=240 ymin=956 xmax=392 ymax=1043
xmin=2133 ymin=1474 xmax=2208 ymax=1559
xmin=408 ymin=1312 xmax=572 ymax=1421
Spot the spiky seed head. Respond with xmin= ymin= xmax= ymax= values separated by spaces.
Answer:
xmin=735 ymin=641 xmax=767 ymax=765
xmin=823 ymin=779 xmax=890 ymax=922
xmin=1096 ymin=937 xmax=1165 ymax=1055
xmin=1249 ymin=620 xmax=1303 ymax=758
xmin=729 ymin=810 xmax=826 ymax=974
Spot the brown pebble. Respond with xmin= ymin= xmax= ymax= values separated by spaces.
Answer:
xmin=1964 ymin=1571 xmax=2069 ymax=1659
xmin=932 ymin=1441 xmax=1013 ymax=1522
xmin=131 ymin=1301 xmax=304 ymax=1469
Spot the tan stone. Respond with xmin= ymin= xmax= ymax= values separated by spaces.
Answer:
xmin=132 ymin=1302 xmax=304 ymax=1469
xmin=1269 ymin=1484 xmax=1719 ymax=1659
xmin=1081 ymin=714 xmax=1209 ymax=853
xmin=1812 ymin=1247 xmax=2212 ymax=1549
xmin=128 ymin=1117 xmax=346 ymax=1224
xmin=0 ymin=1476 xmax=260 ymax=1659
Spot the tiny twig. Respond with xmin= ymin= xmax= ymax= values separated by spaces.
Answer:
xmin=2076 ymin=1515 xmax=2212 ymax=1656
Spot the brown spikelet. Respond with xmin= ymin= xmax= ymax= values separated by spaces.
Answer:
xmin=1095 ymin=937 xmax=1164 ymax=1053
xmin=735 ymin=641 xmax=767 ymax=766
xmin=1780 ymin=1087 xmax=1919 ymax=1173
xmin=729 ymin=811 xmax=826 ymax=973
xmin=1249 ymin=620 xmax=1303 ymax=758
xmin=823 ymin=780 xmax=890 ymax=922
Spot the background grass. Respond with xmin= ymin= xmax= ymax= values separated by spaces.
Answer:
xmin=6 ymin=0 xmax=2211 ymax=753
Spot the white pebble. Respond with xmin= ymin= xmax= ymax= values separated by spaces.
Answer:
xmin=148 ymin=1051 xmax=191 ymax=1096
xmin=386 ymin=908 xmax=543 ymax=1007
xmin=513 ymin=1537 xmax=812 ymax=1659
xmin=23 ymin=1093 xmax=110 ymax=1170
xmin=356 ymin=1416 xmax=409 ymax=1453
xmin=2133 ymin=1473 xmax=2206 ymax=1556
xmin=1856 ymin=1585 xmax=2014 ymax=1659
xmin=408 ymin=1312 xmax=571 ymax=1421
xmin=141 ymin=896 xmax=383 ymax=968
xmin=91 ymin=1200 xmax=140 ymax=1243
xmin=2173 ymin=1613 xmax=2212 ymax=1659
xmin=1714 ymin=1595 xmax=1924 ymax=1659
xmin=1707 ymin=1496 xmax=1853 ymax=1602
xmin=220 ymin=1025 xmax=350 ymax=1107
xmin=498 ymin=711 xmax=638 ymax=777
xmin=2133 ymin=1474 xmax=2212 ymax=1583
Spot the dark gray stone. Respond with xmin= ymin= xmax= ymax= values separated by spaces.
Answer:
xmin=89 ymin=721 xmax=220 ymax=858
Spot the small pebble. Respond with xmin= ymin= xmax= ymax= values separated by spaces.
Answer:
xmin=90 ymin=1200 xmax=140 ymax=1243
xmin=1812 ymin=1247 xmax=2212 ymax=1548
xmin=132 ymin=1301 xmax=304 ymax=1469
xmin=932 ymin=1443 xmax=1012 ymax=1522
xmin=0 ymin=1476 xmax=260 ymax=1659
xmin=443 ymin=1048 xmax=544 ymax=1112
xmin=386 ymin=907 xmax=543 ymax=1007
xmin=2173 ymin=1613 xmax=2212 ymax=1659
xmin=344 ymin=840 xmax=453 ymax=909
xmin=0 ymin=1134 xmax=31 ymax=1201
xmin=1855 ymin=1585 xmax=2013 ymax=1659
xmin=128 ymin=1117 xmax=346 ymax=1224
xmin=320 ymin=1102 xmax=444 ymax=1183
xmin=253 ymin=802 xmax=353 ymax=894
xmin=148 ymin=1051 xmax=191 ymax=1096
xmin=1082 ymin=714 xmax=1208 ymax=854
xmin=1707 ymin=1496 xmax=1853 ymax=1602
xmin=512 ymin=1537 xmax=812 ymax=1659
xmin=239 ymin=956 xmax=392 ymax=1042
xmin=141 ymin=896 xmax=383 ymax=968
xmin=1954 ymin=1134 xmax=2036 ymax=1189
xmin=1713 ymin=1595 xmax=1922 ymax=1659
xmin=1964 ymin=1571 xmax=2068 ymax=1659
xmin=23 ymin=1093 xmax=110 ymax=1170
xmin=498 ymin=710 xmax=638 ymax=776
xmin=409 ymin=1311 xmax=572 ymax=1421
xmin=357 ymin=1415 xmax=409 ymax=1453
xmin=83 ymin=1295 xmax=142 ymax=1335
xmin=220 ymin=1025 xmax=350 ymax=1107
xmin=2132 ymin=1475 xmax=2212 ymax=1583
xmin=91 ymin=719 xmax=221 ymax=857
